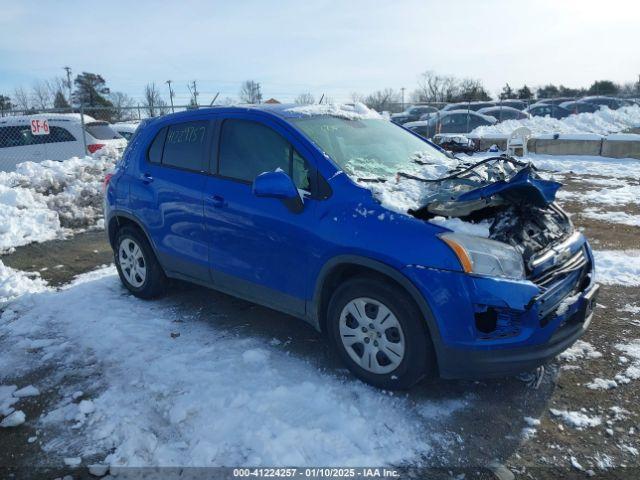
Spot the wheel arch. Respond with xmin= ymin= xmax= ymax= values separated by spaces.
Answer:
xmin=310 ymin=255 xmax=443 ymax=358
xmin=107 ymin=211 xmax=160 ymax=260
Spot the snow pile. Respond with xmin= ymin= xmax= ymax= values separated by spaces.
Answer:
xmin=558 ymin=340 xmax=602 ymax=362
xmin=471 ymin=105 xmax=640 ymax=137
xmin=549 ymin=408 xmax=602 ymax=429
xmin=0 ymin=259 xmax=48 ymax=304
xmin=0 ymin=267 xmax=467 ymax=467
xmin=528 ymin=154 xmax=640 ymax=179
xmin=614 ymin=340 xmax=640 ymax=384
xmin=593 ymin=250 xmax=640 ymax=287
xmin=559 ymin=184 xmax=640 ymax=206
xmin=522 ymin=416 xmax=540 ymax=440
xmin=0 ymin=383 xmax=40 ymax=428
xmin=585 ymin=378 xmax=618 ymax=390
xmin=583 ymin=209 xmax=640 ymax=227
xmin=0 ymin=148 xmax=119 ymax=252
xmin=285 ymin=102 xmax=382 ymax=120
xmin=429 ymin=216 xmax=491 ymax=237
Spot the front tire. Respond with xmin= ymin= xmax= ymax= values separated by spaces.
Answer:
xmin=327 ymin=276 xmax=434 ymax=389
xmin=114 ymin=226 xmax=166 ymax=299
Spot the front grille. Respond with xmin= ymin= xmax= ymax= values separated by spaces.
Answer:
xmin=532 ymin=248 xmax=589 ymax=288
xmin=533 ymin=245 xmax=592 ymax=323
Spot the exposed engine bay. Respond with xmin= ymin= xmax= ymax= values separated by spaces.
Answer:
xmin=401 ymin=155 xmax=574 ymax=273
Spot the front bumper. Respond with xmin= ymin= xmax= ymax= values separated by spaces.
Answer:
xmin=437 ymin=282 xmax=599 ymax=379
xmin=403 ymin=235 xmax=597 ymax=379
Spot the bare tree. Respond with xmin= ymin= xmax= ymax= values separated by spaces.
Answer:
xmin=110 ymin=91 xmax=136 ymax=121
xmin=220 ymin=96 xmax=236 ymax=106
xmin=13 ymin=87 xmax=31 ymax=111
xmin=349 ymin=92 xmax=366 ymax=104
xmin=239 ymin=80 xmax=262 ymax=104
xmin=31 ymin=80 xmax=53 ymax=109
xmin=413 ymin=71 xmax=458 ymax=103
xmin=143 ymin=83 xmax=168 ymax=117
xmin=364 ymin=88 xmax=399 ymax=112
xmin=458 ymin=78 xmax=491 ymax=101
xmin=294 ymin=92 xmax=315 ymax=105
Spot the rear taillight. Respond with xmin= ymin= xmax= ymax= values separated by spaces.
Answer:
xmin=103 ymin=173 xmax=113 ymax=192
xmin=88 ymin=143 xmax=105 ymax=154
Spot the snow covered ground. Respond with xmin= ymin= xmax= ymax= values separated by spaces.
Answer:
xmin=471 ymin=105 xmax=640 ymax=137
xmin=0 ymin=266 xmax=470 ymax=468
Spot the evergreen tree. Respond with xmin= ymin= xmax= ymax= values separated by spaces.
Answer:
xmin=517 ymin=85 xmax=533 ymax=100
xmin=499 ymin=83 xmax=514 ymax=100
xmin=71 ymin=72 xmax=113 ymax=120
xmin=0 ymin=94 xmax=12 ymax=113
xmin=53 ymin=90 xmax=70 ymax=109
xmin=588 ymin=80 xmax=619 ymax=96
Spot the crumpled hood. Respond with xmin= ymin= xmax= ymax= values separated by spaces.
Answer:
xmin=404 ymin=157 xmax=563 ymax=218
xmin=456 ymin=165 xmax=562 ymax=208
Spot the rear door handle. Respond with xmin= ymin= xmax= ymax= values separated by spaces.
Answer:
xmin=140 ymin=173 xmax=154 ymax=184
xmin=211 ymin=195 xmax=227 ymax=208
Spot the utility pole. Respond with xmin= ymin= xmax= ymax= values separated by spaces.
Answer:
xmin=166 ymin=80 xmax=175 ymax=113
xmin=401 ymin=87 xmax=406 ymax=110
xmin=63 ymin=66 xmax=72 ymax=104
xmin=188 ymin=80 xmax=199 ymax=108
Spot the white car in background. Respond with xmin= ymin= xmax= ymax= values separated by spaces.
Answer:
xmin=111 ymin=122 xmax=139 ymax=141
xmin=0 ymin=113 xmax=127 ymax=172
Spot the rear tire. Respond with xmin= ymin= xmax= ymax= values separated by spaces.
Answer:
xmin=114 ymin=226 xmax=166 ymax=299
xmin=327 ymin=276 xmax=435 ymax=389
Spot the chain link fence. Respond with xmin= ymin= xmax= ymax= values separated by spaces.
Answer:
xmin=0 ymin=105 xmax=201 ymax=171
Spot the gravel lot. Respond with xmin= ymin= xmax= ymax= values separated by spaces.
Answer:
xmin=1 ymin=155 xmax=639 ymax=479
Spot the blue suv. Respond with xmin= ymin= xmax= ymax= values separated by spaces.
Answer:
xmin=104 ymin=104 xmax=598 ymax=389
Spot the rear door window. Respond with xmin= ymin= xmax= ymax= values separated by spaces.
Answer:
xmin=162 ymin=121 xmax=207 ymax=171
xmin=0 ymin=126 xmax=27 ymax=148
xmin=46 ymin=126 xmax=76 ymax=143
xmin=0 ymin=125 xmax=46 ymax=148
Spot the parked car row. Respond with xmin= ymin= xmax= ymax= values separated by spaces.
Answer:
xmin=391 ymin=95 xmax=637 ymax=135
xmin=391 ymin=96 xmax=637 ymax=133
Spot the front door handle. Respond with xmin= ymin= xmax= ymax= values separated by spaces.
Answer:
xmin=211 ymin=195 xmax=227 ymax=208
xmin=140 ymin=173 xmax=154 ymax=184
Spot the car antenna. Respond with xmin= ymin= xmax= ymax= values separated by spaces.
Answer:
xmin=209 ymin=92 xmax=220 ymax=107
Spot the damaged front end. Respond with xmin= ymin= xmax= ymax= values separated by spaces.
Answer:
xmin=402 ymin=155 xmax=598 ymax=355
xmin=406 ymin=156 xmax=571 ymax=273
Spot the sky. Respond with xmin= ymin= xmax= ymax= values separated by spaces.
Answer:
xmin=0 ymin=0 xmax=638 ymax=105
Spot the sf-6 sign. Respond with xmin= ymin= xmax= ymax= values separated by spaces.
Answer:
xmin=30 ymin=118 xmax=50 ymax=135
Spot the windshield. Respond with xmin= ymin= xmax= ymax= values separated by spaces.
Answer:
xmin=290 ymin=116 xmax=450 ymax=180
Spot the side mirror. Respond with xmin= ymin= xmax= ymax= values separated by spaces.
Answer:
xmin=252 ymin=170 xmax=303 ymax=213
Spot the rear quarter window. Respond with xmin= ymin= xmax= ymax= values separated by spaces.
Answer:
xmin=147 ymin=127 xmax=167 ymax=164
xmin=85 ymin=122 xmax=122 ymax=140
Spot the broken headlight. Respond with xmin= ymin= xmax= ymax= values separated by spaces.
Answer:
xmin=440 ymin=233 xmax=525 ymax=280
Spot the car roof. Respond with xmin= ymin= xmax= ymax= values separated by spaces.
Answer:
xmin=0 ymin=113 xmax=97 ymax=125
xmin=477 ymin=106 xmax=521 ymax=113
xmin=147 ymin=103 xmax=385 ymax=124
